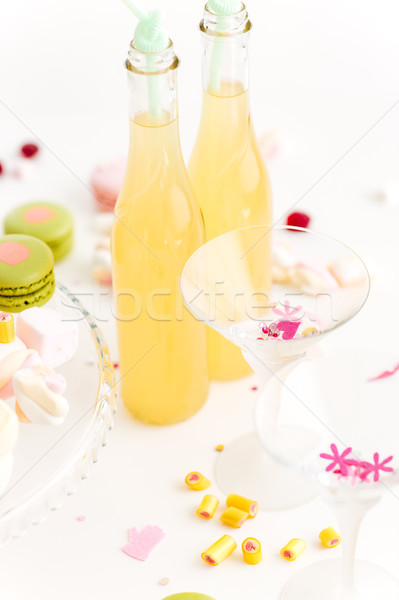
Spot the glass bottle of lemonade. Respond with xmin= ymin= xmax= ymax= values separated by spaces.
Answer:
xmin=112 ymin=41 xmax=209 ymax=424
xmin=189 ymin=2 xmax=273 ymax=381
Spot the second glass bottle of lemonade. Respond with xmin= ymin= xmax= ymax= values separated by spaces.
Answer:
xmin=189 ymin=2 xmax=273 ymax=381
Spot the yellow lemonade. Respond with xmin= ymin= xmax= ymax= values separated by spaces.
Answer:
xmin=112 ymin=115 xmax=209 ymax=424
xmin=188 ymin=85 xmax=273 ymax=380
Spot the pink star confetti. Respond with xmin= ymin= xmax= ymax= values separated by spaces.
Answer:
xmin=320 ymin=444 xmax=352 ymax=476
xmin=321 ymin=444 xmax=395 ymax=484
xmin=122 ymin=525 xmax=165 ymax=561
xmin=360 ymin=453 xmax=394 ymax=482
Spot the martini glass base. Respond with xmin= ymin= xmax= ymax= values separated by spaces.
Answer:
xmin=215 ymin=430 xmax=318 ymax=510
xmin=280 ymin=559 xmax=399 ymax=599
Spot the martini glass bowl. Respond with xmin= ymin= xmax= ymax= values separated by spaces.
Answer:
xmin=181 ymin=225 xmax=370 ymax=509
xmin=256 ymin=349 xmax=399 ymax=599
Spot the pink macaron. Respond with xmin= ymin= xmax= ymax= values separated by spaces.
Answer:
xmin=90 ymin=158 xmax=126 ymax=213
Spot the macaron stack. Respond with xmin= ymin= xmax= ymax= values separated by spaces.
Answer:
xmin=4 ymin=201 xmax=73 ymax=262
xmin=0 ymin=234 xmax=55 ymax=312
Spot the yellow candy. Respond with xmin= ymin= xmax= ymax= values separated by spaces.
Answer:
xmin=301 ymin=327 xmax=318 ymax=337
xmin=220 ymin=507 xmax=248 ymax=528
xmin=185 ymin=471 xmax=211 ymax=491
xmin=242 ymin=537 xmax=262 ymax=565
xmin=0 ymin=313 xmax=15 ymax=344
xmin=281 ymin=538 xmax=306 ymax=561
xmin=226 ymin=493 xmax=258 ymax=518
xmin=197 ymin=495 xmax=219 ymax=519
xmin=215 ymin=444 xmax=224 ymax=452
xmin=319 ymin=527 xmax=341 ymax=548
xmin=201 ymin=535 xmax=237 ymax=566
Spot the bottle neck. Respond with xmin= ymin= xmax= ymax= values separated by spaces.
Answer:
xmin=126 ymin=42 xmax=180 ymax=127
xmin=200 ymin=4 xmax=251 ymax=97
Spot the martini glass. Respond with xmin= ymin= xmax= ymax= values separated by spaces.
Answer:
xmin=181 ymin=225 xmax=369 ymax=509
xmin=255 ymin=349 xmax=399 ymax=599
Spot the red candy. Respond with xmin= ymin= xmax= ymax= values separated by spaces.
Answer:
xmin=20 ymin=143 xmax=39 ymax=158
xmin=286 ymin=211 xmax=311 ymax=230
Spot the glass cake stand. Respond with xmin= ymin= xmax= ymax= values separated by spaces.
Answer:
xmin=0 ymin=282 xmax=116 ymax=546
xmin=181 ymin=225 xmax=369 ymax=509
xmin=256 ymin=349 xmax=399 ymax=599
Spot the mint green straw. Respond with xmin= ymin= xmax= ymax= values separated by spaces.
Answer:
xmin=207 ymin=0 xmax=243 ymax=94
xmin=122 ymin=0 xmax=169 ymax=119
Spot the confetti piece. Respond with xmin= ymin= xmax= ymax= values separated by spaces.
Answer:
xmin=286 ymin=211 xmax=311 ymax=230
xmin=159 ymin=577 xmax=170 ymax=586
xmin=21 ymin=143 xmax=39 ymax=158
xmin=250 ymin=386 xmax=258 ymax=391
xmin=215 ymin=444 xmax=224 ymax=452
xmin=76 ymin=515 xmax=86 ymax=522
xmin=122 ymin=525 xmax=165 ymax=561
xmin=113 ymin=362 xmax=119 ymax=369
xmin=0 ymin=163 xmax=3 ymax=175
xmin=367 ymin=364 xmax=399 ymax=382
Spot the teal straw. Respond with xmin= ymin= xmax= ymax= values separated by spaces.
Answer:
xmin=121 ymin=0 xmax=169 ymax=120
xmin=207 ymin=0 xmax=243 ymax=94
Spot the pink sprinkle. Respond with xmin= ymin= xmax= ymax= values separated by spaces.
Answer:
xmin=76 ymin=515 xmax=86 ymax=522
xmin=368 ymin=364 xmax=399 ymax=382
xmin=251 ymin=386 xmax=258 ymax=391
xmin=21 ymin=143 xmax=39 ymax=158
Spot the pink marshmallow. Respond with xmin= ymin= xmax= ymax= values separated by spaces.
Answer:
xmin=16 ymin=307 xmax=79 ymax=368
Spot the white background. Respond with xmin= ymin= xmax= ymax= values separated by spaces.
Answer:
xmin=1 ymin=0 xmax=399 ymax=598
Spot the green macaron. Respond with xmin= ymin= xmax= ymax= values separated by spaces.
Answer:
xmin=4 ymin=201 xmax=73 ymax=262
xmin=162 ymin=595 xmax=216 ymax=600
xmin=0 ymin=234 xmax=55 ymax=312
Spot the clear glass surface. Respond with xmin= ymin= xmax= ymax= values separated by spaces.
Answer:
xmin=256 ymin=349 xmax=399 ymax=598
xmin=181 ymin=225 xmax=370 ymax=508
xmin=0 ymin=283 xmax=116 ymax=546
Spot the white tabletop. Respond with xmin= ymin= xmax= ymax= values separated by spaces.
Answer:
xmin=1 ymin=0 xmax=399 ymax=598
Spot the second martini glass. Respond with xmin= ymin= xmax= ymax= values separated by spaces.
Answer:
xmin=181 ymin=225 xmax=369 ymax=509
xmin=256 ymin=349 xmax=399 ymax=599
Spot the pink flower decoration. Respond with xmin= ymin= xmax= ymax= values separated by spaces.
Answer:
xmin=272 ymin=301 xmax=303 ymax=319
xmin=360 ymin=453 xmax=394 ymax=482
xmin=320 ymin=444 xmax=352 ymax=476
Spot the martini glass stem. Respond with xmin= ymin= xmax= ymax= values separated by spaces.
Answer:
xmin=331 ymin=496 xmax=380 ymax=599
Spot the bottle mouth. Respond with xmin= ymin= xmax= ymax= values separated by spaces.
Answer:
xmin=201 ymin=3 xmax=251 ymax=36
xmin=126 ymin=40 xmax=180 ymax=75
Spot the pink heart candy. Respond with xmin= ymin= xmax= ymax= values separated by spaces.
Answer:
xmin=277 ymin=320 xmax=301 ymax=340
xmin=0 ymin=242 xmax=30 ymax=266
